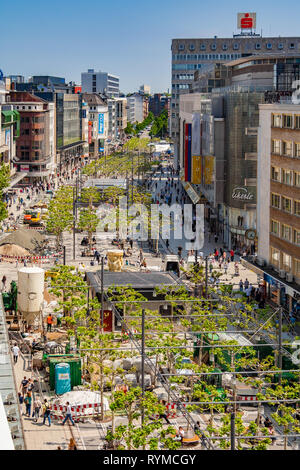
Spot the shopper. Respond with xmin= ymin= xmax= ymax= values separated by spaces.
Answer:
xmin=62 ymin=402 xmax=75 ymax=426
xmin=20 ymin=376 xmax=29 ymax=397
xmin=24 ymin=392 xmax=32 ymax=417
xmin=12 ymin=343 xmax=20 ymax=364
xmin=42 ymin=399 xmax=51 ymax=427
xmin=32 ymin=398 xmax=42 ymax=422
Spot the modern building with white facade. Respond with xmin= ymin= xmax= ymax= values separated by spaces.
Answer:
xmin=81 ymin=69 xmax=119 ymax=98
xmin=127 ymin=93 xmax=145 ymax=123
xmin=107 ymin=97 xmax=127 ymax=142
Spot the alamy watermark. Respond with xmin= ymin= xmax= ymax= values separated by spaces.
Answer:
xmin=96 ymin=197 xmax=204 ymax=251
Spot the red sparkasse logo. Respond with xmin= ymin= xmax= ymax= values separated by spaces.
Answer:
xmin=237 ymin=12 xmax=256 ymax=29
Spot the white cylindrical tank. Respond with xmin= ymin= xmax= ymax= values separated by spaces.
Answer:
xmin=17 ymin=267 xmax=44 ymax=325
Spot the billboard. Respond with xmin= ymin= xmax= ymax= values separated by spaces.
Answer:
xmin=184 ymin=123 xmax=192 ymax=182
xmin=98 ymin=113 xmax=104 ymax=135
xmin=203 ymin=156 xmax=214 ymax=185
xmin=191 ymin=155 xmax=202 ymax=184
xmin=237 ymin=12 xmax=256 ymax=29
xmin=192 ymin=113 xmax=201 ymax=156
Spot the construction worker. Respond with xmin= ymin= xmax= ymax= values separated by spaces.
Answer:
xmin=46 ymin=314 xmax=53 ymax=332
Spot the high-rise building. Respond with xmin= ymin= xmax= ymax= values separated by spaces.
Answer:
xmin=127 ymin=93 xmax=148 ymax=123
xmin=139 ymin=84 xmax=151 ymax=95
xmin=81 ymin=69 xmax=119 ymax=98
xmin=171 ymin=34 xmax=300 ymax=157
xmin=107 ymin=97 xmax=127 ymax=142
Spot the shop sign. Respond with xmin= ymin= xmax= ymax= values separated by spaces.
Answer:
xmin=232 ymin=187 xmax=255 ymax=201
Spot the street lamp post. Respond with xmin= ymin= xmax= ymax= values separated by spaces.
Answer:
xmin=101 ymin=256 xmax=104 ymax=333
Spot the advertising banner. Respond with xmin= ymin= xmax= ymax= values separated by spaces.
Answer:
xmin=203 ymin=156 xmax=214 ymax=185
xmin=98 ymin=113 xmax=104 ymax=135
xmin=192 ymin=155 xmax=202 ymax=184
xmin=192 ymin=113 xmax=201 ymax=156
xmin=184 ymin=123 xmax=192 ymax=182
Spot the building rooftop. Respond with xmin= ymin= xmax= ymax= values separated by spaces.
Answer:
xmin=86 ymin=271 xmax=181 ymax=292
xmin=82 ymin=93 xmax=107 ymax=106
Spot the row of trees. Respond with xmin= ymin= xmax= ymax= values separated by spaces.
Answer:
xmin=124 ymin=112 xmax=154 ymax=136
xmin=46 ymin=260 xmax=300 ymax=450
xmin=149 ymin=110 xmax=168 ymax=138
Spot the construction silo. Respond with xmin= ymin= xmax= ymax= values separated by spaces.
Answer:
xmin=17 ymin=267 xmax=44 ymax=326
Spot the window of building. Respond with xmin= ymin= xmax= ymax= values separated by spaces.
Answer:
xmin=179 ymin=44 xmax=185 ymax=51
xmin=189 ymin=44 xmax=195 ymax=51
xmin=289 ymin=43 xmax=295 ymax=49
xmin=271 ymin=166 xmax=281 ymax=181
xmin=271 ymin=220 xmax=280 ymax=235
xmin=295 ymin=143 xmax=300 ymax=157
xmin=294 ymin=229 xmax=300 ymax=245
xmin=294 ymin=115 xmax=300 ymax=129
xmin=295 ymin=259 xmax=300 ymax=275
xmin=255 ymin=43 xmax=262 ymax=50
xmin=222 ymin=44 xmax=228 ymax=50
xmin=282 ymin=253 xmax=292 ymax=271
xmin=272 ymin=113 xmax=281 ymax=127
xmin=211 ymin=44 xmax=217 ymax=50
xmin=282 ymin=114 xmax=293 ymax=128
xmin=278 ymin=43 xmax=284 ymax=49
xmin=200 ymin=44 xmax=206 ymax=50
xmin=272 ymin=139 xmax=281 ymax=154
xmin=282 ymin=196 xmax=292 ymax=212
xmin=282 ymin=168 xmax=293 ymax=184
xmin=271 ymin=193 xmax=281 ymax=208
xmin=281 ymin=224 xmax=292 ymax=241
xmin=266 ymin=43 xmax=273 ymax=50
xmin=271 ymin=247 xmax=280 ymax=267
xmin=233 ymin=43 xmax=239 ymax=50
xmin=295 ymin=172 xmax=300 ymax=187
xmin=282 ymin=140 xmax=293 ymax=156
xmin=295 ymin=200 xmax=300 ymax=216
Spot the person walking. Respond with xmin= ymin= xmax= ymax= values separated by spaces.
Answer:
xmin=62 ymin=402 xmax=75 ymax=426
xmin=239 ymin=280 xmax=244 ymax=291
xmin=244 ymin=278 xmax=249 ymax=290
xmin=46 ymin=314 xmax=53 ymax=332
xmin=24 ymin=392 xmax=32 ymax=417
xmin=42 ymin=399 xmax=51 ymax=427
xmin=12 ymin=343 xmax=20 ymax=364
xmin=1 ymin=275 xmax=6 ymax=292
xmin=32 ymin=398 xmax=42 ymax=422
xmin=230 ymin=249 xmax=234 ymax=262
xmin=20 ymin=376 xmax=29 ymax=397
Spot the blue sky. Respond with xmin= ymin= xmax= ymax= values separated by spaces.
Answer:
xmin=2 ymin=0 xmax=300 ymax=93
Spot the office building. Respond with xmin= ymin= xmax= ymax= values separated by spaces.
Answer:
xmin=139 ymin=84 xmax=151 ymax=95
xmin=127 ymin=93 xmax=148 ymax=123
xmin=257 ymin=104 xmax=300 ymax=303
xmin=171 ymin=33 xmax=300 ymax=159
xmin=0 ymin=80 xmax=20 ymax=181
xmin=8 ymin=91 xmax=55 ymax=185
xmin=107 ymin=97 xmax=127 ymax=142
xmin=149 ymin=93 xmax=170 ymax=116
xmin=81 ymin=69 xmax=119 ymax=98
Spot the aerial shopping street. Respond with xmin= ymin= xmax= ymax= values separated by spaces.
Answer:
xmin=0 ymin=3 xmax=300 ymax=462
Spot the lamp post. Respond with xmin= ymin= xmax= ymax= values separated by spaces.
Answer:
xmin=101 ymin=256 xmax=104 ymax=333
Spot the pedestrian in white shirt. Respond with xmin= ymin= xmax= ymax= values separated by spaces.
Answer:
xmin=12 ymin=343 xmax=20 ymax=364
